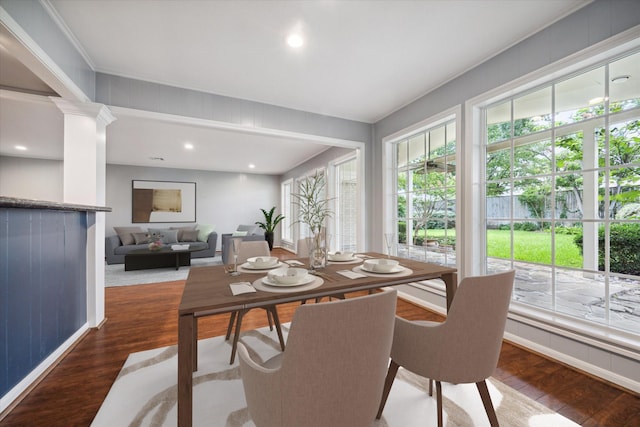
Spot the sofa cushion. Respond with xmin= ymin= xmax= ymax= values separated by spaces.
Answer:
xmin=181 ymin=229 xmax=199 ymax=242
xmin=132 ymin=232 xmax=151 ymax=245
xmin=147 ymin=228 xmax=179 ymax=244
xmin=170 ymin=225 xmax=197 ymax=241
xmin=187 ymin=241 xmax=208 ymax=251
xmin=114 ymin=226 xmax=144 ymax=246
xmin=197 ymin=224 xmax=215 ymax=242
xmin=114 ymin=243 xmax=149 ymax=255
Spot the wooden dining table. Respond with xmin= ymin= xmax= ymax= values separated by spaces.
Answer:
xmin=177 ymin=252 xmax=457 ymax=426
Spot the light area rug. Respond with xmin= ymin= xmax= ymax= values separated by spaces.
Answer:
xmin=105 ymin=257 xmax=222 ymax=287
xmin=92 ymin=324 xmax=579 ymax=427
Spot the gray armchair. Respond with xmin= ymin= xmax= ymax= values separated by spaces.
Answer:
xmin=238 ymin=290 xmax=397 ymax=427
xmin=221 ymin=224 xmax=265 ymax=264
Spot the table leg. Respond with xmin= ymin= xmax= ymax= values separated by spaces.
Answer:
xmin=178 ymin=314 xmax=195 ymax=427
xmin=441 ymin=272 xmax=458 ymax=312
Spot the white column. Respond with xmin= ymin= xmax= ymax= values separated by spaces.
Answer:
xmin=51 ymin=98 xmax=116 ymax=328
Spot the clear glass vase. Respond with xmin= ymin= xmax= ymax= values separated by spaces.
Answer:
xmin=307 ymin=229 xmax=328 ymax=270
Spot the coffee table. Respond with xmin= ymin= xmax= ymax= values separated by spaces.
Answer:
xmin=124 ymin=246 xmax=202 ymax=271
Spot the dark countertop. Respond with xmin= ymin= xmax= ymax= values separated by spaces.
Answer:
xmin=0 ymin=196 xmax=112 ymax=213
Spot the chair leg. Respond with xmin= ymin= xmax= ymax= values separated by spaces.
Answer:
xmin=225 ymin=311 xmax=237 ymax=340
xmin=436 ymin=381 xmax=443 ymax=427
xmin=266 ymin=308 xmax=274 ymax=331
xmin=376 ymin=360 xmax=400 ymax=419
xmin=268 ymin=306 xmax=286 ymax=351
xmin=229 ymin=309 xmax=246 ymax=364
xmin=476 ymin=380 xmax=499 ymax=426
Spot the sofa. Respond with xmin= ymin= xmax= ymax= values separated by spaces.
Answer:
xmin=220 ymin=224 xmax=266 ymax=264
xmin=105 ymin=225 xmax=218 ymax=265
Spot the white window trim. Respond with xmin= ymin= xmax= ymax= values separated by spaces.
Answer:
xmin=382 ymin=105 xmax=462 ymax=271
xmin=280 ymin=178 xmax=294 ymax=246
xmin=328 ymin=150 xmax=364 ymax=252
xmin=464 ymin=26 xmax=640 ymax=354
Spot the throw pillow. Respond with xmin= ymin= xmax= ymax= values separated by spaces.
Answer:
xmin=114 ymin=226 xmax=144 ymax=246
xmin=232 ymin=231 xmax=248 ymax=237
xmin=132 ymin=232 xmax=151 ymax=245
xmin=147 ymin=228 xmax=179 ymax=244
xmin=181 ymin=230 xmax=199 ymax=242
xmin=170 ymin=225 xmax=197 ymax=241
xmin=197 ymin=224 xmax=215 ymax=242
xmin=160 ymin=230 xmax=179 ymax=244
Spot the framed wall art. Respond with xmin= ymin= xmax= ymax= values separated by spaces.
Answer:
xmin=132 ymin=180 xmax=196 ymax=223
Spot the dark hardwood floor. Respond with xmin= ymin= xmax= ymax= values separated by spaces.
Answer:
xmin=1 ymin=249 xmax=638 ymax=426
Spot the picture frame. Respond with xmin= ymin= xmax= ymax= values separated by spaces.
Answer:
xmin=132 ymin=180 xmax=196 ymax=223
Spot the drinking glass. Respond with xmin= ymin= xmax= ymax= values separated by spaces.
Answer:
xmin=384 ymin=233 xmax=394 ymax=258
xmin=230 ymin=237 xmax=242 ymax=276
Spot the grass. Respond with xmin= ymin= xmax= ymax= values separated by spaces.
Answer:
xmin=422 ymin=229 xmax=584 ymax=268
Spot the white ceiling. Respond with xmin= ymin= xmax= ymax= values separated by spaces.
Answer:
xmin=1 ymin=0 xmax=590 ymax=174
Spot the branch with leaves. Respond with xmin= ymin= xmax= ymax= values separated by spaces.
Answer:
xmin=291 ymin=172 xmax=333 ymax=234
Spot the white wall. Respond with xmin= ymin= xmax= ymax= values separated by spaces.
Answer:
xmin=0 ymin=156 xmax=63 ymax=201
xmin=105 ymin=164 xmax=280 ymax=251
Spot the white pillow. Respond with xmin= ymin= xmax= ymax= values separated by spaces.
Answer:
xmin=197 ymin=224 xmax=215 ymax=242
xmin=231 ymin=231 xmax=248 ymax=237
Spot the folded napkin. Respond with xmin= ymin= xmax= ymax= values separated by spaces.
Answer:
xmin=337 ymin=270 xmax=367 ymax=279
xmin=230 ymin=282 xmax=256 ymax=295
xmin=285 ymin=260 xmax=305 ymax=266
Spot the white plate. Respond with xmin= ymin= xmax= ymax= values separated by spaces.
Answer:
xmin=360 ymin=264 xmax=405 ymax=274
xmin=262 ymin=274 xmax=315 ymax=287
xmin=240 ymin=262 xmax=283 ymax=270
xmin=327 ymin=256 xmax=359 ymax=262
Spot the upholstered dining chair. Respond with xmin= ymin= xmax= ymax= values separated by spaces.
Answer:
xmin=225 ymin=240 xmax=285 ymax=364
xmin=238 ymin=290 xmax=398 ymax=427
xmin=376 ymin=270 xmax=515 ymax=427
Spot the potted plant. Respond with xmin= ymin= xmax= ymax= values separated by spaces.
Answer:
xmin=256 ymin=206 xmax=285 ymax=251
xmin=292 ymin=172 xmax=333 ymax=269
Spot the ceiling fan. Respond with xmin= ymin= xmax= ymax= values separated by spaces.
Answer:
xmin=425 ymin=159 xmax=455 ymax=173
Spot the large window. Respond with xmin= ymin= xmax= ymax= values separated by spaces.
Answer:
xmin=332 ymin=156 xmax=359 ymax=252
xmin=484 ymin=50 xmax=640 ymax=335
xmin=281 ymin=179 xmax=293 ymax=244
xmin=393 ymin=119 xmax=457 ymax=267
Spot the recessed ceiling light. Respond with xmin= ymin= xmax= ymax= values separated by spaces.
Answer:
xmin=248 ymin=164 xmax=256 ymax=169
xmin=184 ymin=143 xmax=194 ymax=150
xmin=286 ymin=33 xmax=304 ymax=48
xmin=611 ymin=75 xmax=630 ymax=83
xmin=14 ymin=145 xmax=27 ymax=151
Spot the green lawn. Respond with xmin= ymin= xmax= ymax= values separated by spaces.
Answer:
xmin=422 ymin=229 xmax=583 ymax=268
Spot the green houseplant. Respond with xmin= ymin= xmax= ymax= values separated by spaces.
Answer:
xmin=256 ymin=206 xmax=285 ymax=251
xmin=292 ymin=172 xmax=333 ymax=269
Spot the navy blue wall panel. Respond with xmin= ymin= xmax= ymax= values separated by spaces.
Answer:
xmin=0 ymin=208 xmax=88 ymax=398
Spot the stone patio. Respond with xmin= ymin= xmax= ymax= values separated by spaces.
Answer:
xmin=397 ymin=245 xmax=640 ymax=334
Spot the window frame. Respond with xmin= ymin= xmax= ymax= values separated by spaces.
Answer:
xmin=465 ymin=32 xmax=640 ymax=350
